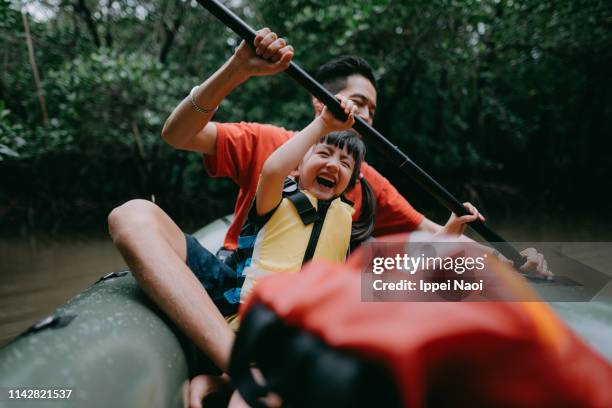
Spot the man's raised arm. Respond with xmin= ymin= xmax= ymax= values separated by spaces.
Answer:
xmin=161 ymin=28 xmax=294 ymax=154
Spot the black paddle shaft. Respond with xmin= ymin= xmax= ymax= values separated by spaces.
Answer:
xmin=196 ymin=0 xmax=525 ymax=266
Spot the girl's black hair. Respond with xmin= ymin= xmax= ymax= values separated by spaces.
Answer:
xmin=352 ymin=176 xmax=375 ymax=244
xmin=318 ymin=131 xmax=376 ymax=244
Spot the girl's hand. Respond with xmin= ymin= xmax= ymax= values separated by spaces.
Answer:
xmin=318 ymin=95 xmax=357 ymax=132
xmin=441 ymin=202 xmax=484 ymax=236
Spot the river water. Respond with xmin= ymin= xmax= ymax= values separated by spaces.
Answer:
xmin=0 ymin=235 xmax=126 ymax=346
xmin=0 ymin=216 xmax=611 ymax=347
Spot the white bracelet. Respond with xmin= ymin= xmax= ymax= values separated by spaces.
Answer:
xmin=189 ymin=85 xmax=216 ymax=114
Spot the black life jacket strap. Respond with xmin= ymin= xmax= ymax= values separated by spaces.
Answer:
xmin=285 ymin=190 xmax=319 ymax=225
xmin=283 ymin=178 xmax=335 ymax=265
xmin=302 ymin=199 xmax=332 ymax=265
xmin=340 ymin=194 xmax=354 ymax=206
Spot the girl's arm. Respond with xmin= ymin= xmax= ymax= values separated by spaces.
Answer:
xmin=256 ymin=96 xmax=357 ymax=216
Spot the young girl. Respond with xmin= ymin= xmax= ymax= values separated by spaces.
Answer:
xmin=210 ymin=95 xmax=371 ymax=321
xmin=234 ymin=96 xmax=373 ymax=301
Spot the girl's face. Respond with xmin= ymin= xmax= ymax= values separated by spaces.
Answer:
xmin=298 ymin=143 xmax=356 ymax=200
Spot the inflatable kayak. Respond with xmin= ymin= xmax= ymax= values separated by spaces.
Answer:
xmin=0 ymin=216 xmax=232 ymax=408
xmin=0 ymin=216 xmax=610 ymax=408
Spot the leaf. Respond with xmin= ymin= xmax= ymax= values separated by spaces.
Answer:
xmin=0 ymin=143 xmax=19 ymax=157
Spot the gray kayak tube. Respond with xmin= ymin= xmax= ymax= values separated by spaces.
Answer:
xmin=0 ymin=215 xmax=233 ymax=408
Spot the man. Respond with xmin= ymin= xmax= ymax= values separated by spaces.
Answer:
xmin=109 ymin=31 xmax=422 ymax=405
xmin=108 ymin=28 xmax=550 ymax=407
xmin=160 ymin=29 xmax=436 ymax=249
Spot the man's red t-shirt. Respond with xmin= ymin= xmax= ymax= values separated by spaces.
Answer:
xmin=204 ymin=122 xmax=424 ymax=250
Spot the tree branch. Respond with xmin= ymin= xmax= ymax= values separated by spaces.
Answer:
xmin=159 ymin=4 xmax=185 ymax=63
xmin=21 ymin=8 xmax=49 ymax=126
xmin=73 ymin=0 xmax=100 ymax=47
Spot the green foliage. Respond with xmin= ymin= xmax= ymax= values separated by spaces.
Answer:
xmin=0 ymin=101 xmax=26 ymax=161
xmin=0 ymin=0 xmax=611 ymax=230
xmin=0 ymin=0 xmax=17 ymax=31
xmin=32 ymin=48 xmax=188 ymax=155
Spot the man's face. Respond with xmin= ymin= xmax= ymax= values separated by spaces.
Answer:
xmin=314 ymin=74 xmax=378 ymax=126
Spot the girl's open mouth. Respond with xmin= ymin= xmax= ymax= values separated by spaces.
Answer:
xmin=316 ymin=176 xmax=335 ymax=189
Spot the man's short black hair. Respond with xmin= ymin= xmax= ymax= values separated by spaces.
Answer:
xmin=314 ymin=56 xmax=377 ymax=94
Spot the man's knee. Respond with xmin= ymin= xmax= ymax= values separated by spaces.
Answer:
xmin=108 ymin=199 xmax=159 ymax=246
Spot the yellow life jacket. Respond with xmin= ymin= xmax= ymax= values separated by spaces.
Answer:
xmin=227 ymin=178 xmax=354 ymax=304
